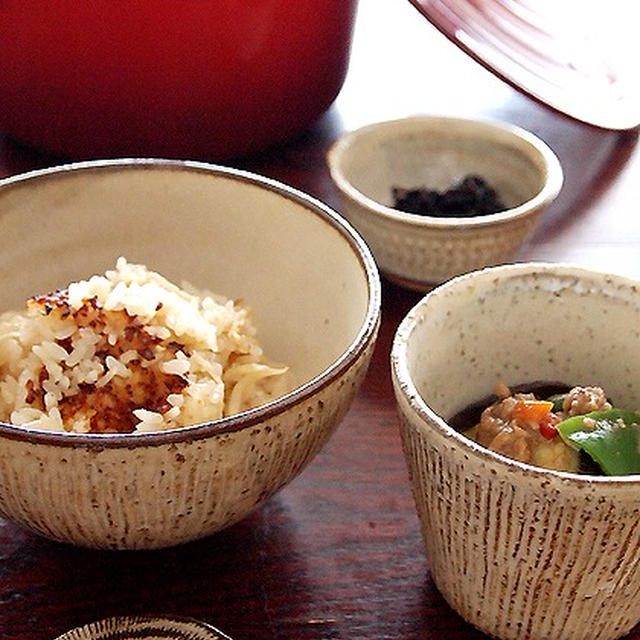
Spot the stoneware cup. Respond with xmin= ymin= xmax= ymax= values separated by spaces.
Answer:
xmin=327 ymin=116 xmax=563 ymax=290
xmin=391 ymin=263 xmax=640 ymax=640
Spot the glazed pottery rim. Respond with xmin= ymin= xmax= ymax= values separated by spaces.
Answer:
xmin=391 ymin=261 xmax=640 ymax=485
xmin=54 ymin=614 xmax=232 ymax=639
xmin=327 ymin=114 xmax=563 ymax=228
xmin=0 ymin=158 xmax=382 ymax=447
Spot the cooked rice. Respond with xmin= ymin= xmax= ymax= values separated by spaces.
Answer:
xmin=0 ymin=258 xmax=288 ymax=433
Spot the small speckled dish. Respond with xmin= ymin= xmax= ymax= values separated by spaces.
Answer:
xmin=0 ymin=159 xmax=380 ymax=549
xmin=391 ymin=263 xmax=640 ymax=640
xmin=327 ymin=116 xmax=563 ymax=290
xmin=55 ymin=615 xmax=231 ymax=640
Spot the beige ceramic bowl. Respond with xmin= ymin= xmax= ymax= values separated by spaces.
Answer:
xmin=0 ymin=159 xmax=381 ymax=549
xmin=327 ymin=116 xmax=563 ymax=290
xmin=391 ymin=263 xmax=640 ymax=640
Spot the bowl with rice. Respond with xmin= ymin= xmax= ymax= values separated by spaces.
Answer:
xmin=0 ymin=159 xmax=380 ymax=549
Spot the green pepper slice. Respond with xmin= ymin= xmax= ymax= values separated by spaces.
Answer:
xmin=546 ymin=393 xmax=567 ymax=413
xmin=556 ymin=409 xmax=640 ymax=475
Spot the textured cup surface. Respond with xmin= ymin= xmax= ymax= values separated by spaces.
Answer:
xmin=55 ymin=615 xmax=231 ymax=639
xmin=327 ymin=116 xmax=563 ymax=290
xmin=391 ymin=263 xmax=640 ymax=640
xmin=0 ymin=159 xmax=380 ymax=549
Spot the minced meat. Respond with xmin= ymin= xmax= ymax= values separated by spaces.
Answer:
xmin=462 ymin=384 xmax=611 ymax=472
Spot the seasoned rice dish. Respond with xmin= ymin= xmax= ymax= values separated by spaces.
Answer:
xmin=0 ymin=258 xmax=288 ymax=433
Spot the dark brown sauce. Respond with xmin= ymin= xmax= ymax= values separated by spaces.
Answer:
xmin=448 ymin=381 xmax=569 ymax=431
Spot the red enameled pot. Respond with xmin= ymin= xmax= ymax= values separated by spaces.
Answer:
xmin=0 ymin=1 xmax=358 ymax=159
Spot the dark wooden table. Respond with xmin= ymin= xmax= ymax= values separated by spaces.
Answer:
xmin=1 ymin=2 xmax=638 ymax=638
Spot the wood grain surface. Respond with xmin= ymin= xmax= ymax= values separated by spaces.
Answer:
xmin=0 ymin=1 xmax=638 ymax=638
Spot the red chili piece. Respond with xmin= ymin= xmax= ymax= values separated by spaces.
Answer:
xmin=539 ymin=416 xmax=558 ymax=440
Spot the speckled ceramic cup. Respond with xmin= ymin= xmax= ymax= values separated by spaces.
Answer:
xmin=327 ymin=116 xmax=563 ymax=290
xmin=0 ymin=159 xmax=381 ymax=549
xmin=391 ymin=263 xmax=640 ymax=640
xmin=56 ymin=615 xmax=231 ymax=640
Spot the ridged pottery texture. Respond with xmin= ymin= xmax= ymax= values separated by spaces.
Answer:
xmin=56 ymin=615 xmax=231 ymax=640
xmin=0 ymin=341 xmax=373 ymax=549
xmin=391 ymin=263 xmax=640 ymax=640
xmin=340 ymin=199 xmax=541 ymax=290
xmin=0 ymin=160 xmax=381 ymax=549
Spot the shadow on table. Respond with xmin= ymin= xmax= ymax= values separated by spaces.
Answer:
xmin=0 ymin=498 xmax=307 ymax=640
